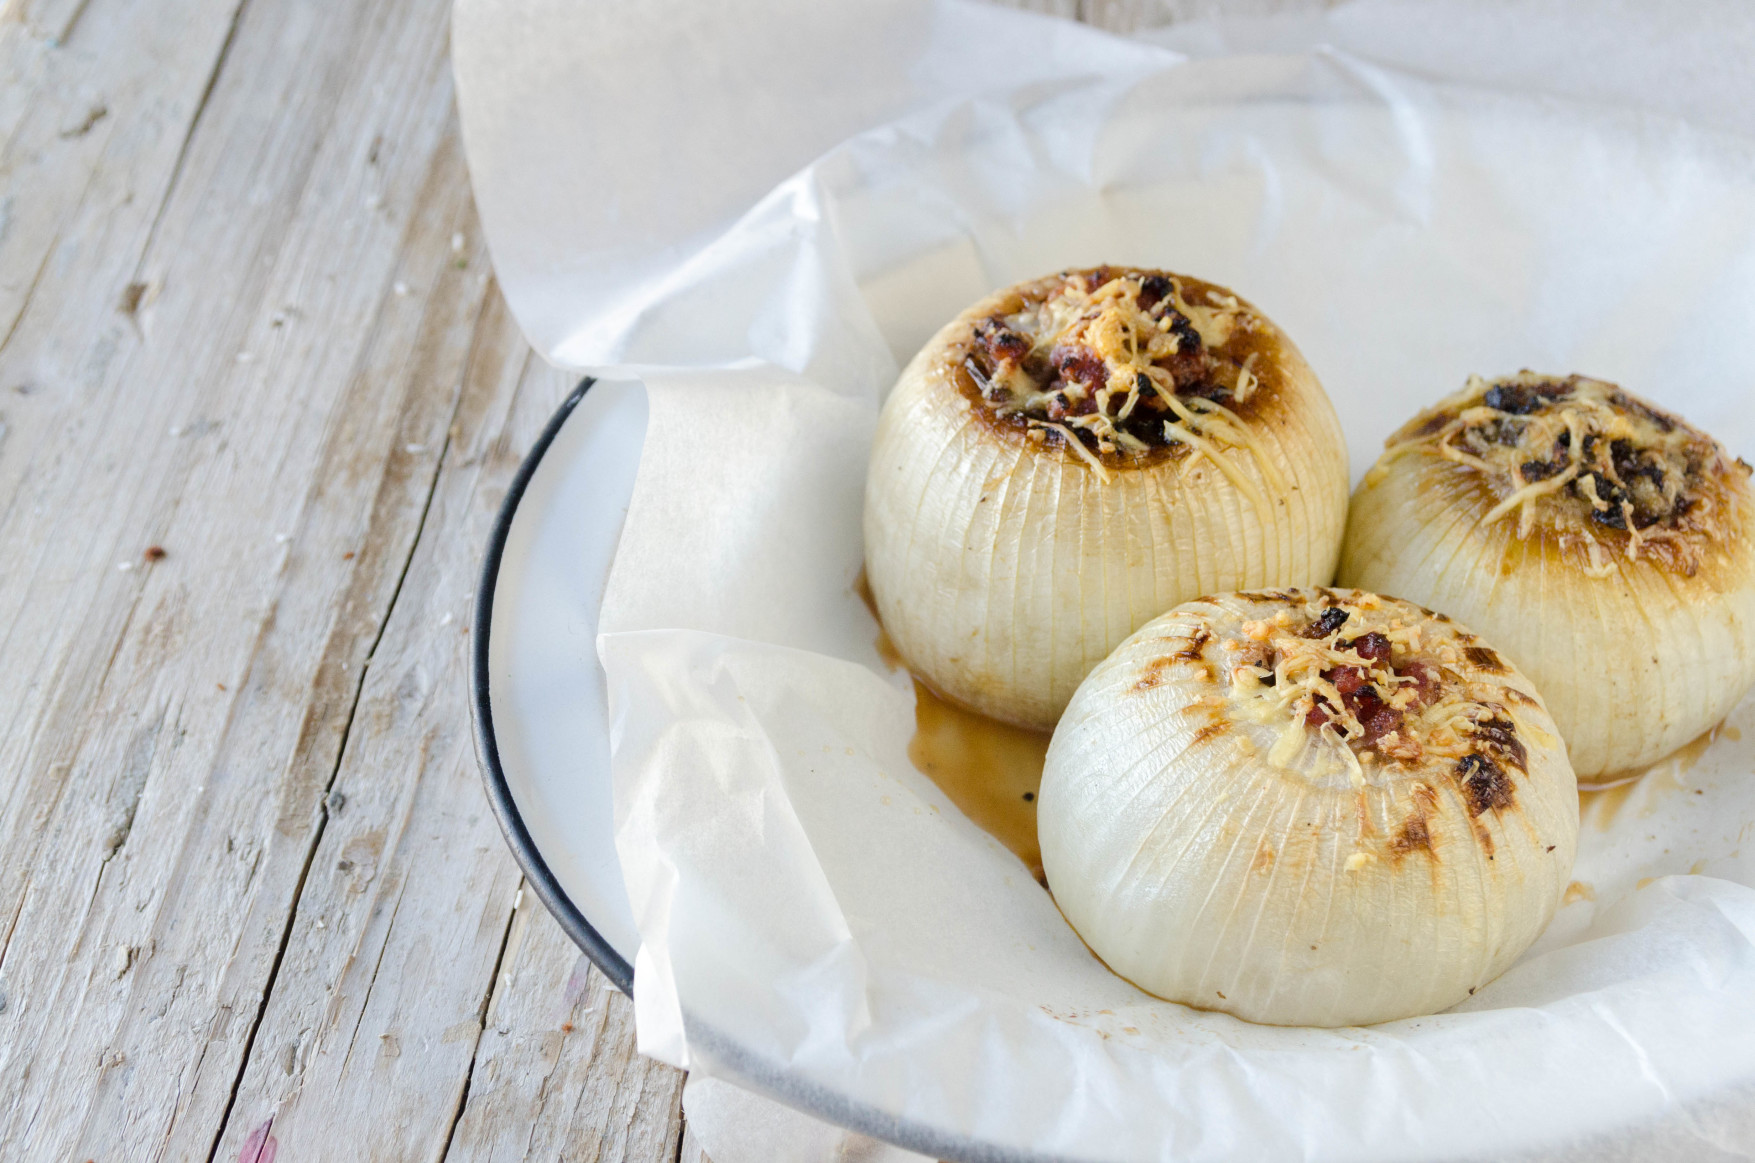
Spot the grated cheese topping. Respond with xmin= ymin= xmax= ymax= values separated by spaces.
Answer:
xmin=957 ymin=267 xmax=1279 ymax=484
xmin=1381 ymin=372 xmax=1751 ymax=576
xmin=1213 ymin=592 xmax=1530 ymax=797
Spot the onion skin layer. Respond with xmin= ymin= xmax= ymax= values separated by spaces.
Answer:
xmin=863 ymin=270 xmax=1350 ymax=730
xmin=1037 ymin=589 xmax=1578 ymax=1028
xmin=1339 ymin=377 xmax=1755 ymax=781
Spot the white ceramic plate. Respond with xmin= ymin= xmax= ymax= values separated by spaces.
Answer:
xmin=474 ymin=376 xmax=646 ymax=991
xmin=473 ymin=376 xmax=1116 ymax=1161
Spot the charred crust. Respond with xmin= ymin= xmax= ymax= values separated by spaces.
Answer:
xmin=1172 ymin=629 xmax=1212 ymax=662
xmin=1482 ymin=379 xmax=1568 ymax=416
xmin=1134 ymin=642 xmax=1212 ymax=692
xmin=1463 ymin=645 xmax=1507 ymax=674
xmin=1616 ymin=390 xmax=1679 ymax=434
xmin=1237 ymin=589 xmax=1306 ymax=605
xmin=1303 ymin=606 xmax=1350 ymax=638
xmin=1189 ymin=722 xmax=1227 ymax=747
xmin=1133 ymin=658 xmax=1175 ymax=692
xmin=1470 ymin=714 xmax=1527 ymax=771
xmin=1457 ymin=753 xmax=1516 ymax=817
xmin=1520 ymin=457 xmax=1566 ymax=482
xmin=1390 ymin=814 xmax=1435 ymax=860
xmin=1413 ymin=410 xmax=1454 ymax=438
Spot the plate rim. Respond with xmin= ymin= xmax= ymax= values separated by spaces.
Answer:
xmin=470 ymin=375 xmax=636 ymax=996
xmin=466 ymin=375 xmax=1074 ymax=1163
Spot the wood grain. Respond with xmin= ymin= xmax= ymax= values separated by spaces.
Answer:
xmin=448 ymin=900 xmax=685 ymax=1162
xmin=0 ymin=0 xmax=1211 ymax=1158
xmin=0 ymin=0 xmax=685 ymax=1157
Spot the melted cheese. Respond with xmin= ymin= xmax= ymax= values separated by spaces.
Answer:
xmin=972 ymin=271 xmax=1287 ymax=492
xmin=1382 ymin=372 xmax=1744 ymax=573
xmin=1219 ymin=598 xmax=1523 ymax=781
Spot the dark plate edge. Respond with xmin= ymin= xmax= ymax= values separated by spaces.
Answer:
xmin=470 ymin=375 xmax=636 ymax=995
xmin=465 ymin=376 xmax=1059 ymax=1162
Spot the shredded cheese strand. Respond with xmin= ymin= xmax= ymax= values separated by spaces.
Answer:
xmin=1036 ymin=421 xmax=1113 ymax=483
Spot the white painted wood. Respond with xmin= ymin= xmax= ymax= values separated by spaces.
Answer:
xmin=205 ymin=283 xmax=538 ymax=1159
xmin=1081 ymin=0 xmax=1340 ymax=34
xmin=448 ymin=897 xmax=686 ymax=1162
xmin=0 ymin=0 xmax=676 ymax=1155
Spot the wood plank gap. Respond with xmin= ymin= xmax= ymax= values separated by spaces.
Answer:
xmin=198 ymin=784 xmax=325 ymax=1163
xmin=674 ymin=1109 xmax=693 ymax=1163
xmin=435 ymin=877 xmax=525 ymax=1163
xmin=335 ymin=872 xmax=411 ymax=1079
xmin=0 ymin=229 xmax=56 ymax=354
xmin=201 ymin=288 xmax=489 ymax=1161
xmin=125 ymin=0 xmax=253 ymax=287
xmin=47 ymin=0 xmax=96 ymax=46
xmin=0 ymin=526 xmax=160 ymax=973
xmin=0 ymin=867 xmax=28 ymax=979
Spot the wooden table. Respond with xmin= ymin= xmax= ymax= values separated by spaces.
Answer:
xmin=0 ymin=0 xmax=1313 ymax=1156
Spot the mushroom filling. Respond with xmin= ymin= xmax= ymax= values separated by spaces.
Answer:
xmin=1220 ymin=599 xmax=1528 ymax=802
xmin=1393 ymin=372 xmax=1750 ymax=574
xmin=961 ymin=268 xmax=1265 ymax=457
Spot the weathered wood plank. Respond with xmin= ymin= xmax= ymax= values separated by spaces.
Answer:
xmin=203 ymin=269 xmax=535 ymax=1160
xmin=1079 ymin=0 xmax=1340 ymax=34
xmin=1008 ymin=0 xmax=1083 ymax=19
xmin=447 ymin=906 xmax=686 ymax=1163
xmin=0 ymin=0 xmax=246 ymax=352
xmin=0 ymin=0 xmax=249 ymax=951
xmin=0 ymin=0 xmax=505 ymax=1157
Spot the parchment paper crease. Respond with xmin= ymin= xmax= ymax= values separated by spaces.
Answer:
xmin=454 ymin=2 xmax=1755 ymax=1158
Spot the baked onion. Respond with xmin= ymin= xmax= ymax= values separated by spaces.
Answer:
xmin=1340 ymin=372 xmax=1755 ymax=781
xmin=1037 ymin=588 xmax=1578 ymax=1027
xmin=863 ymin=267 xmax=1350 ymax=730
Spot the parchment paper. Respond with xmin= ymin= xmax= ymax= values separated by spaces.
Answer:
xmin=454 ymin=2 xmax=1755 ymax=1158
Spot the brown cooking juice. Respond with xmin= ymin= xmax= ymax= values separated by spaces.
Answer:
xmin=906 ymin=679 xmax=1051 ymax=882
xmin=1580 ymin=719 xmax=1740 ymax=830
xmin=856 ymin=571 xmax=1051 ymax=881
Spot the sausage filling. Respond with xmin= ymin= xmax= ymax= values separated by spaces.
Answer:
xmin=1384 ymin=372 xmax=1750 ymax=576
xmin=1219 ymin=595 xmax=1528 ymax=804
xmin=961 ymin=268 xmax=1266 ymax=459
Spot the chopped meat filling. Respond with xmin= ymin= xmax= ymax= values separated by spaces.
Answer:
xmin=962 ymin=268 xmax=1265 ymax=457
xmin=1384 ymin=371 xmax=1750 ymax=576
xmin=1300 ymin=628 xmax=1432 ymax=748
xmin=1227 ymin=600 xmax=1521 ymax=778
